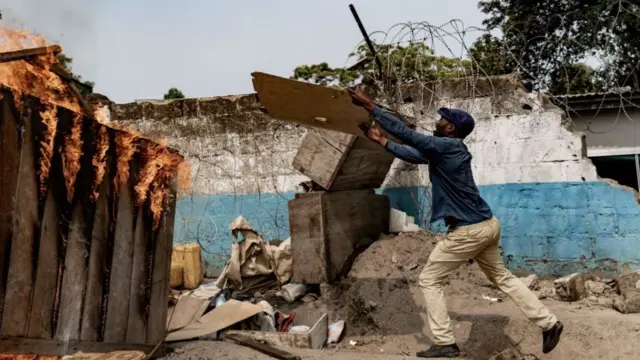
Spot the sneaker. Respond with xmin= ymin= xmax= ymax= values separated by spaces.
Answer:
xmin=542 ymin=321 xmax=564 ymax=354
xmin=416 ymin=344 xmax=461 ymax=358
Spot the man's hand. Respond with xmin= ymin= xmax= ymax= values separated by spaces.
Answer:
xmin=348 ymin=87 xmax=375 ymax=112
xmin=359 ymin=122 xmax=388 ymax=147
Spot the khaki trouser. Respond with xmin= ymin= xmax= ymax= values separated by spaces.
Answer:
xmin=418 ymin=217 xmax=558 ymax=345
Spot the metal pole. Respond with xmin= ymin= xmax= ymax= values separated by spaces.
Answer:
xmin=349 ymin=4 xmax=383 ymax=79
xmin=635 ymin=153 xmax=640 ymax=192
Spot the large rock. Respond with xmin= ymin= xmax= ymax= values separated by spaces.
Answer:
xmin=613 ymin=271 xmax=640 ymax=314
xmin=554 ymin=273 xmax=589 ymax=301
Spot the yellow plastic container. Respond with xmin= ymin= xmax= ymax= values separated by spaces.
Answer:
xmin=182 ymin=243 xmax=204 ymax=290
xmin=170 ymin=264 xmax=184 ymax=289
xmin=170 ymin=245 xmax=185 ymax=288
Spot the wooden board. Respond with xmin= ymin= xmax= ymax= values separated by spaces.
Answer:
xmin=103 ymin=186 xmax=134 ymax=343
xmin=291 ymin=129 xmax=355 ymax=190
xmin=287 ymin=193 xmax=327 ymax=284
xmin=125 ymin=211 xmax=148 ymax=344
xmin=252 ymin=72 xmax=371 ymax=138
xmin=289 ymin=190 xmax=390 ymax=284
xmin=1 ymin=98 xmax=39 ymax=336
xmin=224 ymin=333 xmax=301 ymax=360
xmin=0 ymin=337 xmax=161 ymax=357
xmin=0 ymin=93 xmax=21 ymax=327
xmin=55 ymin=205 xmax=89 ymax=341
xmin=224 ymin=311 xmax=328 ymax=350
xmin=28 ymin=190 xmax=59 ymax=339
xmin=80 ymin=159 xmax=112 ymax=342
xmin=146 ymin=185 xmax=177 ymax=344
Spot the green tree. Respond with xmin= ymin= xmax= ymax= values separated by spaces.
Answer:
xmin=468 ymin=34 xmax=512 ymax=76
xmin=56 ymin=53 xmax=95 ymax=98
xmin=163 ymin=87 xmax=185 ymax=100
xmin=478 ymin=0 xmax=638 ymax=91
xmin=292 ymin=42 xmax=474 ymax=88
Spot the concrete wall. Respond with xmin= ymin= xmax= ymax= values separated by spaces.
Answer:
xmin=105 ymin=78 xmax=640 ymax=277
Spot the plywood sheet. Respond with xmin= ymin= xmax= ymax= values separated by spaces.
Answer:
xmin=252 ymin=72 xmax=371 ymax=137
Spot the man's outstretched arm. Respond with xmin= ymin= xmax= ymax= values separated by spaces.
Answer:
xmin=384 ymin=141 xmax=429 ymax=164
xmin=360 ymin=122 xmax=428 ymax=164
xmin=348 ymin=88 xmax=440 ymax=155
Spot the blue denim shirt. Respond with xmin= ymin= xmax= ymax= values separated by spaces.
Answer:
xmin=371 ymin=106 xmax=493 ymax=226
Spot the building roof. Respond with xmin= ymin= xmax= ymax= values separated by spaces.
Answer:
xmin=552 ymin=87 xmax=640 ymax=111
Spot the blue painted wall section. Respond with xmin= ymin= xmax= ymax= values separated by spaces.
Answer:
xmin=175 ymin=181 xmax=640 ymax=276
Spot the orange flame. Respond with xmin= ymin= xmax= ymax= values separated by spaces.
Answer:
xmin=149 ymin=171 xmax=172 ymax=230
xmin=134 ymin=143 xmax=182 ymax=206
xmin=91 ymin=124 xmax=109 ymax=202
xmin=38 ymin=103 xmax=58 ymax=198
xmin=114 ymin=131 xmax=137 ymax=194
xmin=61 ymin=112 xmax=83 ymax=203
xmin=0 ymin=26 xmax=81 ymax=113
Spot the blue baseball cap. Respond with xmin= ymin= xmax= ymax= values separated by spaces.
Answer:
xmin=437 ymin=108 xmax=475 ymax=138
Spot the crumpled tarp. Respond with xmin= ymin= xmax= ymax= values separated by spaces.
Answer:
xmin=216 ymin=216 xmax=292 ymax=289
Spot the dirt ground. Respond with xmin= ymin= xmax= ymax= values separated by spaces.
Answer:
xmin=164 ymin=232 xmax=640 ymax=360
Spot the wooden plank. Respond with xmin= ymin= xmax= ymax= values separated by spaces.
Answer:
xmin=79 ymin=160 xmax=112 ymax=341
xmin=146 ymin=184 xmax=177 ymax=344
xmin=330 ymin=137 xmax=396 ymax=191
xmin=27 ymin=190 xmax=59 ymax=339
xmin=0 ymin=337 xmax=162 ymax=357
xmin=224 ymin=311 xmax=328 ymax=350
xmin=125 ymin=211 xmax=148 ymax=344
xmin=291 ymin=129 xmax=355 ymax=190
xmin=0 ymin=98 xmax=39 ymax=336
xmin=103 ymin=186 xmax=135 ymax=343
xmin=0 ymin=92 xmax=21 ymax=327
xmin=55 ymin=205 xmax=89 ymax=341
xmin=252 ymin=72 xmax=371 ymax=138
xmin=288 ymin=193 xmax=327 ymax=284
xmin=322 ymin=190 xmax=390 ymax=281
xmin=0 ymin=45 xmax=62 ymax=63
xmin=224 ymin=333 xmax=301 ymax=360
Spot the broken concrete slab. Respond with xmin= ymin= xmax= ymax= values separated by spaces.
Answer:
xmin=554 ymin=273 xmax=589 ymax=301
xmin=616 ymin=271 xmax=640 ymax=295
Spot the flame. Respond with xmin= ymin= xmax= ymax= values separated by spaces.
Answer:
xmin=133 ymin=141 xmax=184 ymax=228
xmin=91 ymin=124 xmax=109 ymax=201
xmin=38 ymin=103 xmax=58 ymax=198
xmin=149 ymin=171 xmax=172 ymax=230
xmin=134 ymin=143 xmax=182 ymax=206
xmin=0 ymin=26 xmax=81 ymax=113
xmin=115 ymin=131 xmax=137 ymax=194
xmin=61 ymin=112 xmax=83 ymax=203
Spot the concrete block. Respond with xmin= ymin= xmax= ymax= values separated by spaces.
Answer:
xmin=554 ymin=273 xmax=588 ymax=301
xmin=616 ymin=271 xmax=640 ymax=296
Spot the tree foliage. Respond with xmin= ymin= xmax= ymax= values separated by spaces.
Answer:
xmin=164 ymin=87 xmax=185 ymax=100
xmin=293 ymin=1 xmax=639 ymax=95
xmin=293 ymin=43 xmax=474 ymax=88
xmin=56 ymin=53 xmax=95 ymax=98
xmin=478 ymin=0 xmax=640 ymax=91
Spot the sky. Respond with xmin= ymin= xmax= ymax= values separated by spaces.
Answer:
xmin=0 ymin=0 xmax=486 ymax=103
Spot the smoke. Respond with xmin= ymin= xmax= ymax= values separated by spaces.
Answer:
xmin=0 ymin=0 xmax=100 ymax=81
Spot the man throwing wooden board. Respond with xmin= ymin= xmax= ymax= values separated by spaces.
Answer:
xmin=348 ymin=88 xmax=563 ymax=358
